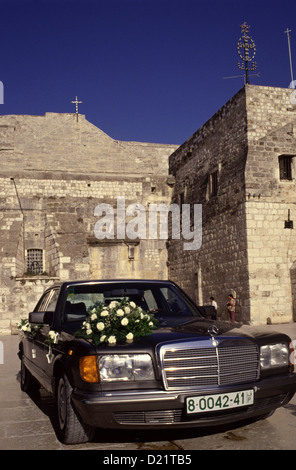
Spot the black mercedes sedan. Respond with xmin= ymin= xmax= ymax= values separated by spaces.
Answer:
xmin=18 ymin=279 xmax=296 ymax=444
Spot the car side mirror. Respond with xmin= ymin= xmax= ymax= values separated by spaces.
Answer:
xmin=29 ymin=311 xmax=53 ymax=325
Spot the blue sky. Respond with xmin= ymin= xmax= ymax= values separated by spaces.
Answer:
xmin=0 ymin=0 xmax=295 ymax=144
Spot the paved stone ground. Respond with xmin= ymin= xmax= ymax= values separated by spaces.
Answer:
xmin=0 ymin=322 xmax=295 ymax=451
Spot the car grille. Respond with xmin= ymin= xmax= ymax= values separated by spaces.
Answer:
xmin=160 ymin=342 xmax=259 ymax=390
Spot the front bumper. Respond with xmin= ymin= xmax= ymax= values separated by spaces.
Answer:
xmin=71 ymin=373 xmax=296 ymax=429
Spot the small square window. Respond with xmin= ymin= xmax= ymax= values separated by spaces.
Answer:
xmin=128 ymin=245 xmax=135 ymax=260
xmin=279 ymin=155 xmax=293 ymax=180
xmin=27 ymin=249 xmax=43 ymax=275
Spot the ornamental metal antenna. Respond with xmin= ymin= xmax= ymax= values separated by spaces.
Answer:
xmin=71 ymin=96 xmax=82 ymax=122
xmin=237 ymin=22 xmax=257 ymax=84
xmin=284 ymin=28 xmax=294 ymax=86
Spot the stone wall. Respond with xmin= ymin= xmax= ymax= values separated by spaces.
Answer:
xmin=245 ymin=85 xmax=296 ymax=324
xmin=0 ymin=113 xmax=174 ymax=175
xmin=168 ymin=87 xmax=250 ymax=322
xmin=168 ymin=85 xmax=296 ymax=325
xmin=0 ymin=113 xmax=177 ymax=333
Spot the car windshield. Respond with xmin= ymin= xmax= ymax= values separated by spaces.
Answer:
xmin=62 ymin=282 xmax=203 ymax=327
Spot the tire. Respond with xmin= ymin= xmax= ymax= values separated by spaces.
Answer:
xmin=56 ymin=373 xmax=95 ymax=444
xmin=20 ymin=356 xmax=40 ymax=394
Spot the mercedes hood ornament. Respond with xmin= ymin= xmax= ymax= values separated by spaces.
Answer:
xmin=208 ymin=325 xmax=219 ymax=346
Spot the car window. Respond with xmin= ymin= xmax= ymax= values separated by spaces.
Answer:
xmin=36 ymin=289 xmax=59 ymax=313
xmin=62 ymin=283 xmax=202 ymax=324
xmin=62 ymin=289 xmax=89 ymax=323
xmin=46 ymin=289 xmax=59 ymax=312
xmin=160 ymin=287 xmax=193 ymax=316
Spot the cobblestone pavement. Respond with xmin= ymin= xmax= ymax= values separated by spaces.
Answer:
xmin=0 ymin=322 xmax=295 ymax=451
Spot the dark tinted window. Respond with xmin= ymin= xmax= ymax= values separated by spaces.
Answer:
xmin=62 ymin=282 xmax=202 ymax=324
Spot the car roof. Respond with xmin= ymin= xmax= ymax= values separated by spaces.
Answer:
xmin=48 ymin=279 xmax=176 ymax=291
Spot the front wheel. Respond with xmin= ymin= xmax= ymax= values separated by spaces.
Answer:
xmin=56 ymin=373 xmax=95 ymax=444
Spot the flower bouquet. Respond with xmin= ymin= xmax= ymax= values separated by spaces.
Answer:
xmin=17 ymin=318 xmax=42 ymax=338
xmin=75 ymin=298 xmax=158 ymax=345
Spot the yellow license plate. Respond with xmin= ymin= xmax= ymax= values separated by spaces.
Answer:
xmin=186 ymin=389 xmax=254 ymax=414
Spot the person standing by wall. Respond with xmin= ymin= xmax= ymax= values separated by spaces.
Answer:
xmin=227 ymin=294 xmax=236 ymax=323
xmin=210 ymin=296 xmax=217 ymax=319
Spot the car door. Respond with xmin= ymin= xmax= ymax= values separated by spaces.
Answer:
xmin=30 ymin=288 xmax=60 ymax=391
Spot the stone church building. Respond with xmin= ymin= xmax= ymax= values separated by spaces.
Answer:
xmin=0 ymin=84 xmax=295 ymax=333
xmin=168 ymin=84 xmax=296 ymax=325
xmin=0 ymin=112 xmax=177 ymax=333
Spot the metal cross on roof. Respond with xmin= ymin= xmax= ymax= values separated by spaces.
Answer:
xmin=71 ymin=96 xmax=82 ymax=121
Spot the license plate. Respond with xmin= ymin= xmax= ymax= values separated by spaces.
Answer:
xmin=186 ymin=389 xmax=254 ymax=414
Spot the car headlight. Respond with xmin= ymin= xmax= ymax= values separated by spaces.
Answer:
xmin=98 ymin=353 xmax=155 ymax=382
xmin=260 ymin=343 xmax=289 ymax=369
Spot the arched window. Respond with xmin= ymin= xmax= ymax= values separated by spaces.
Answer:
xmin=26 ymin=249 xmax=43 ymax=275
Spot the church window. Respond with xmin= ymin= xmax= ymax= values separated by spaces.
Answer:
xmin=128 ymin=245 xmax=135 ymax=260
xmin=26 ymin=249 xmax=43 ymax=275
xmin=209 ymin=171 xmax=218 ymax=197
xmin=279 ymin=155 xmax=294 ymax=180
xmin=179 ymin=191 xmax=185 ymax=213
xmin=179 ymin=191 xmax=185 ymax=205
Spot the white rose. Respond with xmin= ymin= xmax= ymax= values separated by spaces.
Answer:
xmin=100 ymin=335 xmax=106 ymax=342
xmin=109 ymin=301 xmax=119 ymax=309
xmin=86 ymin=328 xmax=92 ymax=335
xmin=129 ymin=301 xmax=136 ymax=308
xmin=91 ymin=313 xmax=97 ymax=320
xmin=121 ymin=317 xmax=129 ymax=326
xmin=124 ymin=306 xmax=131 ymax=314
xmin=149 ymin=321 xmax=154 ymax=327
xmin=100 ymin=310 xmax=109 ymax=317
xmin=96 ymin=322 xmax=105 ymax=331
xmin=108 ymin=335 xmax=116 ymax=345
xmin=126 ymin=332 xmax=133 ymax=340
xmin=116 ymin=309 xmax=124 ymax=317
xmin=49 ymin=331 xmax=59 ymax=343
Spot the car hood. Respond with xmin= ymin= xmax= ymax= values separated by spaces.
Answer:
xmin=141 ymin=317 xmax=290 ymax=348
xmin=89 ymin=317 xmax=290 ymax=354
